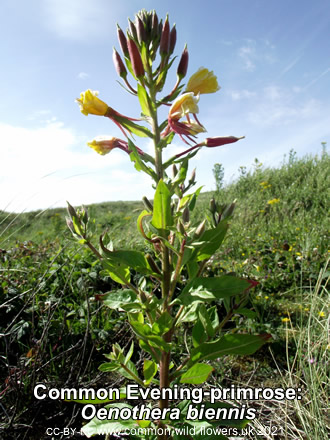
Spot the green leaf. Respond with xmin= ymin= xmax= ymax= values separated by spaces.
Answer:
xmin=102 ymin=260 xmax=130 ymax=285
xmin=115 ymin=115 xmax=152 ymax=138
xmin=180 ymin=363 xmax=213 ymax=384
xmin=103 ymin=289 xmax=140 ymax=311
xmin=172 ymin=158 xmax=188 ymax=186
xmin=81 ymin=403 xmax=137 ymax=437
xmin=176 ymin=275 xmax=251 ymax=306
xmin=139 ymin=339 xmax=161 ymax=362
xmin=128 ymin=139 xmax=157 ymax=180
xmin=236 ymin=308 xmax=257 ymax=319
xmin=130 ymin=321 xmax=171 ymax=352
xmin=137 ymin=84 xmax=151 ymax=117
xmin=143 ymin=360 xmax=158 ymax=385
xmin=208 ymin=306 xmax=220 ymax=332
xmin=190 ymin=333 xmax=271 ymax=364
xmin=124 ymin=341 xmax=135 ymax=364
xmin=191 ymin=220 xmax=228 ymax=261
xmin=152 ymin=311 xmax=173 ymax=335
xmin=151 ymin=179 xmax=173 ymax=235
xmin=98 ymin=361 xmax=121 ymax=372
xmin=198 ymin=304 xmax=215 ymax=338
xmin=192 ymin=318 xmax=207 ymax=347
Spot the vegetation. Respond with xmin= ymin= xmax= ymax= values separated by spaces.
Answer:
xmin=0 ymin=150 xmax=329 ymax=439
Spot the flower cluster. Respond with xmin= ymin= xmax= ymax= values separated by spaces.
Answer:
xmin=75 ymin=9 xmax=244 ymax=177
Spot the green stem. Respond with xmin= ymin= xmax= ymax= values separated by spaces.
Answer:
xmin=146 ymin=58 xmax=172 ymax=440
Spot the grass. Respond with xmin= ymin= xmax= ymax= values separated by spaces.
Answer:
xmin=0 ymin=149 xmax=329 ymax=439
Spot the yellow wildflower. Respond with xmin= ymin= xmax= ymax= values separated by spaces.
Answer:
xmin=318 ymin=311 xmax=325 ymax=318
xmin=267 ymin=198 xmax=280 ymax=205
xmin=76 ymin=89 xmax=109 ymax=116
xmin=169 ymin=92 xmax=199 ymax=119
xmin=186 ymin=67 xmax=220 ymax=95
xmin=282 ymin=317 xmax=290 ymax=322
xmin=87 ymin=136 xmax=127 ymax=155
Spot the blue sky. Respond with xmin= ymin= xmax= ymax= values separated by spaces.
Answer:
xmin=1 ymin=0 xmax=329 ymax=212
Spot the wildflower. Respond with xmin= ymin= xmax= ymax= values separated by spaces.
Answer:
xmin=308 ymin=358 xmax=316 ymax=364
xmin=265 ymin=296 xmax=269 ymax=300
xmin=169 ymin=93 xmax=199 ymax=119
xmin=87 ymin=136 xmax=144 ymax=156
xmin=282 ymin=317 xmax=290 ymax=322
xmin=318 ymin=311 xmax=325 ymax=318
xmin=76 ymin=90 xmax=109 ymax=116
xmin=186 ymin=67 xmax=220 ymax=95
xmin=267 ymin=198 xmax=280 ymax=205
xmin=163 ymin=92 xmax=205 ymax=143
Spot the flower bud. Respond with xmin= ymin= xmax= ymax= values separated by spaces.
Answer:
xmin=188 ymin=168 xmax=196 ymax=185
xmin=128 ymin=18 xmax=138 ymax=41
xmin=177 ymin=45 xmax=189 ymax=79
xmin=66 ymin=217 xmax=74 ymax=234
xmin=159 ymin=16 xmax=170 ymax=55
xmin=67 ymin=201 xmax=77 ymax=220
xmin=169 ymin=24 xmax=177 ymax=54
xmin=136 ymin=15 xmax=147 ymax=45
xmin=146 ymin=254 xmax=161 ymax=274
xmin=205 ymin=136 xmax=245 ymax=147
xmin=209 ymin=198 xmax=217 ymax=214
xmin=222 ymin=201 xmax=236 ymax=219
xmin=177 ymin=220 xmax=186 ymax=235
xmin=182 ymin=206 xmax=190 ymax=223
xmin=81 ymin=205 xmax=88 ymax=224
xmin=117 ymin=24 xmax=129 ymax=57
xmin=127 ymin=37 xmax=145 ymax=78
xmin=194 ymin=220 xmax=206 ymax=238
xmin=151 ymin=11 xmax=159 ymax=38
xmin=142 ymin=196 xmax=153 ymax=212
xmin=112 ymin=48 xmax=127 ymax=79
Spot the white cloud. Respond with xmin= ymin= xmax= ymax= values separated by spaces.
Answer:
xmin=238 ymin=39 xmax=276 ymax=72
xmin=77 ymin=72 xmax=89 ymax=80
xmin=229 ymin=89 xmax=256 ymax=101
xmin=42 ymin=0 xmax=121 ymax=41
xmin=238 ymin=42 xmax=256 ymax=72
xmin=0 ymin=120 xmax=142 ymax=212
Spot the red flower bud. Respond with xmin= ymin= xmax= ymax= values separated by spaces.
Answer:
xmin=169 ymin=24 xmax=177 ymax=54
xmin=112 ymin=48 xmax=127 ymax=78
xmin=128 ymin=18 xmax=138 ymax=41
xmin=117 ymin=25 xmax=129 ymax=57
xmin=177 ymin=45 xmax=189 ymax=79
xmin=159 ymin=16 xmax=170 ymax=55
xmin=136 ymin=15 xmax=147 ymax=45
xmin=151 ymin=10 xmax=159 ymax=38
xmin=127 ymin=37 xmax=145 ymax=78
xmin=205 ymin=136 xmax=245 ymax=147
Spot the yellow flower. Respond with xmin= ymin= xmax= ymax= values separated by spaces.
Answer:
xmin=169 ymin=92 xmax=200 ymax=119
xmin=180 ymin=120 xmax=206 ymax=134
xmin=318 ymin=311 xmax=326 ymax=318
xmin=282 ymin=317 xmax=290 ymax=322
xmin=87 ymin=136 xmax=124 ymax=155
xmin=267 ymin=198 xmax=280 ymax=205
xmin=76 ymin=89 xmax=109 ymax=116
xmin=186 ymin=67 xmax=220 ymax=95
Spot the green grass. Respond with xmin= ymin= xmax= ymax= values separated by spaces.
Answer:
xmin=0 ymin=149 xmax=329 ymax=438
